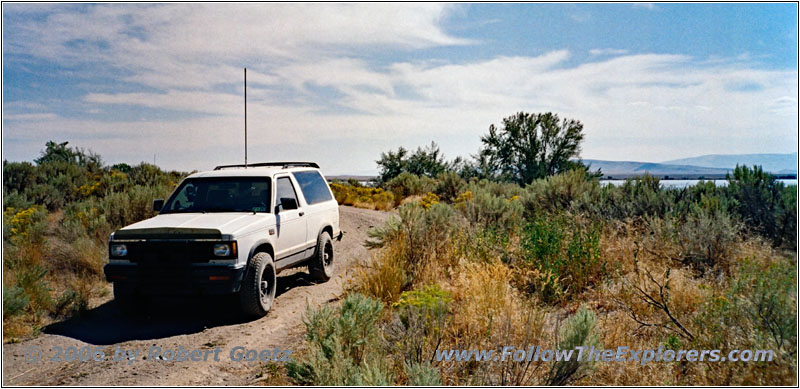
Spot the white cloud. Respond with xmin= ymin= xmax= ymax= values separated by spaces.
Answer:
xmin=633 ymin=3 xmax=657 ymax=11
xmin=3 ymin=113 xmax=59 ymax=121
xmin=3 ymin=4 xmax=797 ymax=174
xmin=589 ymin=48 xmax=629 ymax=56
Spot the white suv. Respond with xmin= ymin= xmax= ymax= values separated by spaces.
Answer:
xmin=103 ymin=162 xmax=341 ymax=317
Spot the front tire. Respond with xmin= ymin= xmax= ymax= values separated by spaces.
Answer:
xmin=309 ymin=232 xmax=334 ymax=282
xmin=239 ymin=252 xmax=277 ymax=318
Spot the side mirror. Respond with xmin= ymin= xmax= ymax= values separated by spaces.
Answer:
xmin=278 ymin=197 xmax=298 ymax=212
xmin=153 ymin=199 xmax=164 ymax=212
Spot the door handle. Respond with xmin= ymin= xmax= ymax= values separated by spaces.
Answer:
xmin=299 ymin=211 xmax=305 ymax=217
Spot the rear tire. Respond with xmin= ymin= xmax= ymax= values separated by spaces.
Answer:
xmin=239 ymin=252 xmax=276 ymax=318
xmin=309 ymin=232 xmax=334 ymax=282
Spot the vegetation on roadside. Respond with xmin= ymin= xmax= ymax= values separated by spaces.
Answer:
xmin=3 ymin=110 xmax=796 ymax=386
xmin=291 ymin=111 xmax=797 ymax=385
xmin=3 ymin=141 xmax=186 ymax=341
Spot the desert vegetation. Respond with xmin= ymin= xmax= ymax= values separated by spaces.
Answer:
xmin=293 ymin=112 xmax=797 ymax=385
xmin=2 ymin=111 xmax=796 ymax=385
xmin=3 ymin=141 xmax=186 ymax=340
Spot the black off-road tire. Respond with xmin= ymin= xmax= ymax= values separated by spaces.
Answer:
xmin=309 ymin=232 xmax=334 ymax=282
xmin=239 ymin=252 xmax=277 ymax=318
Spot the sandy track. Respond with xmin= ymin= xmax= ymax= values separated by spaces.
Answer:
xmin=2 ymin=206 xmax=391 ymax=386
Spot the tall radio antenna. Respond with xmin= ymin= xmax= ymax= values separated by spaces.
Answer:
xmin=244 ymin=68 xmax=248 ymax=167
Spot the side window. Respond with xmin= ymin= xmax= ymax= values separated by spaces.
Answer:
xmin=292 ymin=170 xmax=333 ymax=205
xmin=275 ymin=177 xmax=298 ymax=211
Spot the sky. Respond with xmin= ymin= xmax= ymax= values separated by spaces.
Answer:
xmin=2 ymin=3 xmax=798 ymax=175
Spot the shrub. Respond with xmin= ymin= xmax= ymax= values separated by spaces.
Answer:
xmin=3 ymin=286 xmax=29 ymax=318
xmin=435 ymin=171 xmax=466 ymax=203
xmin=524 ymin=168 xmax=600 ymax=213
xmin=519 ymin=214 xmax=604 ymax=304
xmin=547 ymin=306 xmax=601 ymax=385
xmin=13 ymin=260 xmax=53 ymax=315
xmin=455 ymin=186 xmax=523 ymax=234
xmin=732 ymin=258 xmax=796 ymax=353
xmin=385 ymin=286 xmax=450 ymax=373
xmin=575 ymin=175 xmax=675 ymax=220
xmin=419 ymin=192 xmax=440 ymax=209
xmin=404 ymin=362 xmax=442 ymax=386
xmin=674 ymin=208 xmax=738 ymax=274
xmin=3 ymin=161 xmax=38 ymax=195
xmin=330 ymin=182 xmax=394 ymax=211
xmin=693 ymin=257 xmax=796 ymax=385
xmin=776 ymin=185 xmax=797 ymax=249
xmin=287 ymin=294 xmax=391 ymax=385
xmin=355 ymin=238 xmax=410 ymax=305
xmin=367 ymin=203 xmax=457 ymax=278
xmin=393 ymin=284 xmax=452 ymax=312
xmin=385 ymin=172 xmax=437 ymax=205
xmin=727 ymin=165 xmax=790 ymax=247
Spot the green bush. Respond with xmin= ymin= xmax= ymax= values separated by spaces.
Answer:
xmin=547 ymin=306 xmax=601 ymax=385
xmin=393 ymin=284 xmax=452 ymax=312
xmin=404 ymin=362 xmax=442 ymax=386
xmin=693 ymin=257 xmax=796 ymax=385
xmin=386 ymin=286 xmax=450 ymax=370
xmin=3 ymin=286 xmax=29 ymax=318
xmin=287 ymin=294 xmax=391 ymax=385
xmin=575 ymin=174 xmax=675 ymax=220
xmin=13 ymin=261 xmax=53 ymax=315
xmin=435 ymin=171 xmax=466 ymax=203
xmin=524 ymin=168 xmax=600 ymax=213
xmin=385 ymin=172 xmax=438 ymax=204
xmin=520 ymin=214 xmax=604 ymax=303
xmin=455 ymin=186 xmax=523 ymax=234
xmin=367 ymin=203 xmax=457 ymax=274
xmin=673 ymin=207 xmax=739 ymax=274
xmin=776 ymin=185 xmax=797 ymax=249
xmin=727 ymin=165 xmax=794 ymax=247
xmin=732 ymin=259 xmax=796 ymax=353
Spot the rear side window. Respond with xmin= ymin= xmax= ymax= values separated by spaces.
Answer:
xmin=292 ymin=170 xmax=333 ymax=205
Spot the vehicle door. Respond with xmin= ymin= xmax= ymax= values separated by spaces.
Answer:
xmin=273 ymin=175 xmax=308 ymax=260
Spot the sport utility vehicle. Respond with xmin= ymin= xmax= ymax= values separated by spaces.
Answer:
xmin=103 ymin=162 xmax=341 ymax=317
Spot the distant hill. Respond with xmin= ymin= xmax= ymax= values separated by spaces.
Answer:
xmin=582 ymin=160 xmax=732 ymax=179
xmin=662 ymin=153 xmax=797 ymax=174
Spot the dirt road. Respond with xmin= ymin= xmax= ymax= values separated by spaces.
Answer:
xmin=2 ymin=206 xmax=390 ymax=386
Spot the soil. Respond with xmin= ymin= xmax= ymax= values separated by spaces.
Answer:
xmin=2 ymin=206 xmax=391 ymax=385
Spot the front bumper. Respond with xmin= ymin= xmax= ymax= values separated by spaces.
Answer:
xmin=104 ymin=262 xmax=246 ymax=296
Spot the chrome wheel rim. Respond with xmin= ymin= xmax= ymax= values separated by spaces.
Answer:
xmin=323 ymin=241 xmax=333 ymax=268
xmin=259 ymin=265 xmax=274 ymax=305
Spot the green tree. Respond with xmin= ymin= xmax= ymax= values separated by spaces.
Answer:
xmin=35 ymin=141 xmax=102 ymax=168
xmin=376 ymin=142 xmax=449 ymax=184
xmin=727 ymin=164 xmax=795 ymax=248
xmin=479 ymin=112 xmax=585 ymax=185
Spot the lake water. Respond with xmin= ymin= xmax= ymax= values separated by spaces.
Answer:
xmin=600 ymin=179 xmax=798 ymax=188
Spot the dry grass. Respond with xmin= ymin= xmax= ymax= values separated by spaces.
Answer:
xmin=3 ymin=211 xmax=109 ymax=341
xmin=350 ymin=205 xmax=796 ymax=386
xmin=352 ymin=241 xmax=409 ymax=305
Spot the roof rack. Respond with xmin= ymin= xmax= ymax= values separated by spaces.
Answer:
xmin=213 ymin=162 xmax=320 ymax=170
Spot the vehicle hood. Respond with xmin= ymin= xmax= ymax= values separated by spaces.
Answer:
xmin=118 ymin=213 xmax=273 ymax=237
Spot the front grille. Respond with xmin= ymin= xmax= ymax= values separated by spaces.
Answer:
xmin=128 ymin=241 xmax=215 ymax=264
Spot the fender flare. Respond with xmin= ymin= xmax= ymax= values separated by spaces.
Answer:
xmin=247 ymin=239 xmax=275 ymax=264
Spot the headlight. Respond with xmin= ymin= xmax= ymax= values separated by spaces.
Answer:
xmin=213 ymin=244 xmax=231 ymax=257
xmin=110 ymin=244 xmax=128 ymax=257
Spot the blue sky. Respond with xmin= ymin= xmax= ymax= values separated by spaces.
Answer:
xmin=2 ymin=3 xmax=797 ymax=175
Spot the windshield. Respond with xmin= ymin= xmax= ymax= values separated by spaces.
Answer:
xmin=161 ymin=177 xmax=271 ymax=214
